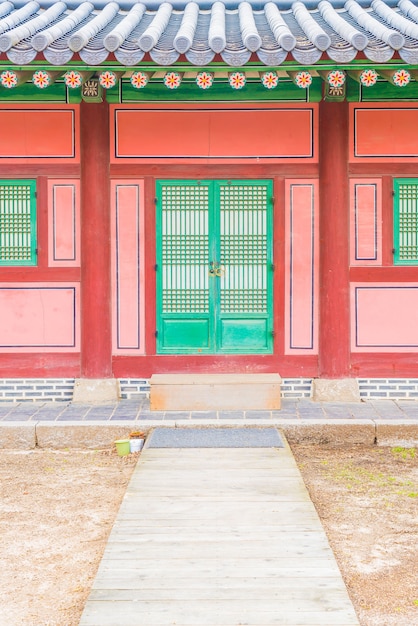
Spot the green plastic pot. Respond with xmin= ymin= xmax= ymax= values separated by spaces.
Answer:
xmin=115 ymin=439 xmax=130 ymax=456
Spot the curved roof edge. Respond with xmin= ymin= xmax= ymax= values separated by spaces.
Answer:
xmin=10 ymin=0 xmax=401 ymax=11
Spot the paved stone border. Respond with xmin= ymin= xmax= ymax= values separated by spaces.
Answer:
xmin=1 ymin=419 xmax=418 ymax=450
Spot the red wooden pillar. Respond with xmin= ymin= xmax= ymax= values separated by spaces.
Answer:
xmin=80 ymin=100 xmax=112 ymax=378
xmin=319 ymin=101 xmax=350 ymax=377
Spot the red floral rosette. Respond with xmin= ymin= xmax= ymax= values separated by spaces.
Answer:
xmin=164 ymin=72 xmax=182 ymax=89
xmin=1 ymin=70 xmax=18 ymax=88
xmin=229 ymin=72 xmax=246 ymax=90
xmin=196 ymin=71 xmax=214 ymax=89
xmin=295 ymin=71 xmax=312 ymax=89
xmin=99 ymin=71 xmax=117 ymax=89
xmin=393 ymin=69 xmax=410 ymax=87
xmin=327 ymin=70 xmax=345 ymax=88
xmin=261 ymin=71 xmax=279 ymax=89
xmin=130 ymin=71 xmax=148 ymax=89
xmin=64 ymin=70 xmax=83 ymax=89
xmin=32 ymin=70 xmax=50 ymax=89
xmin=360 ymin=69 xmax=378 ymax=87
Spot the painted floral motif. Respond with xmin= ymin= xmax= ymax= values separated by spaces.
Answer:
xmin=294 ymin=71 xmax=312 ymax=89
xmin=393 ymin=68 xmax=410 ymax=87
xmin=164 ymin=72 xmax=182 ymax=89
xmin=1 ymin=70 xmax=18 ymax=88
xmin=360 ymin=69 xmax=378 ymax=87
xmin=196 ymin=71 xmax=214 ymax=89
xmin=229 ymin=72 xmax=246 ymax=90
xmin=64 ymin=70 xmax=83 ymax=89
xmin=261 ymin=71 xmax=278 ymax=89
xmin=99 ymin=71 xmax=117 ymax=89
xmin=130 ymin=71 xmax=148 ymax=89
xmin=32 ymin=70 xmax=51 ymax=89
xmin=327 ymin=70 xmax=346 ymax=88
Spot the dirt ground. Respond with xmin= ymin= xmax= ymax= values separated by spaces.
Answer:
xmin=292 ymin=443 xmax=418 ymax=626
xmin=0 ymin=443 xmax=417 ymax=626
xmin=0 ymin=449 xmax=137 ymax=626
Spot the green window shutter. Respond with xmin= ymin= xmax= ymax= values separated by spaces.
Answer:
xmin=394 ymin=179 xmax=418 ymax=265
xmin=0 ymin=180 xmax=37 ymax=266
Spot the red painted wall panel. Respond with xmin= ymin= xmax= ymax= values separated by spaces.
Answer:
xmin=48 ymin=180 xmax=80 ymax=267
xmin=113 ymin=107 xmax=316 ymax=162
xmin=0 ymin=106 xmax=78 ymax=161
xmin=351 ymin=104 xmax=418 ymax=161
xmin=351 ymin=283 xmax=418 ymax=352
xmin=111 ymin=180 xmax=145 ymax=355
xmin=0 ymin=283 xmax=79 ymax=352
xmin=349 ymin=179 xmax=382 ymax=266
xmin=285 ymin=180 xmax=319 ymax=354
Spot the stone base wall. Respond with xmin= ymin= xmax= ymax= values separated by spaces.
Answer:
xmin=0 ymin=379 xmax=75 ymax=402
xmin=1 ymin=378 xmax=418 ymax=402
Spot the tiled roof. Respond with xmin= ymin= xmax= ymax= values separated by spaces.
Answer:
xmin=1 ymin=0 xmax=418 ymax=67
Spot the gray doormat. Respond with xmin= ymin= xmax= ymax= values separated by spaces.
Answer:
xmin=146 ymin=427 xmax=284 ymax=448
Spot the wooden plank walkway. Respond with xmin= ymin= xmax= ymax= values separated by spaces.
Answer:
xmin=79 ymin=443 xmax=360 ymax=626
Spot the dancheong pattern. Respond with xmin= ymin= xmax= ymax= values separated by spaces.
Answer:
xmin=64 ymin=70 xmax=83 ymax=89
xmin=393 ymin=69 xmax=410 ymax=87
xmin=196 ymin=72 xmax=214 ymax=89
xmin=360 ymin=69 xmax=378 ymax=87
xmin=327 ymin=70 xmax=346 ymax=88
xmin=0 ymin=70 xmax=17 ymax=88
xmin=294 ymin=71 xmax=312 ymax=88
xmin=99 ymin=71 xmax=117 ymax=89
xmin=164 ymin=72 xmax=182 ymax=89
xmin=130 ymin=71 xmax=148 ymax=89
xmin=261 ymin=72 xmax=279 ymax=89
xmin=32 ymin=70 xmax=51 ymax=89
xmin=229 ymin=72 xmax=246 ymax=89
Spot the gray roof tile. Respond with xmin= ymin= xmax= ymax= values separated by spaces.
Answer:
xmin=0 ymin=0 xmax=418 ymax=66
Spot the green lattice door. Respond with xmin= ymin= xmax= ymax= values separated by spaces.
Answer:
xmin=394 ymin=179 xmax=418 ymax=265
xmin=156 ymin=180 xmax=273 ymax=354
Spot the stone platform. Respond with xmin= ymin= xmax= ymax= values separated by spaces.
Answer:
xmin=150 ymin=373 xmax=282 ymax=411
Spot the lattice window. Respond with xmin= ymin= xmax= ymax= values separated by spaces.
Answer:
xmin=0 ymin=180 xmax=37 ymax=266
xmin=219 ymin=184 xmax=268 ymax=313
xmin=394 ymin=179 xmax=418 ymax=265
xmin=160 ymin=184 xmax=209 ymax=313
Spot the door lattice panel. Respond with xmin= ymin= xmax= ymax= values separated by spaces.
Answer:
xmin=0 ymin=181 xmax=36 ymax=265
xmin=160 ymin=184 xmax=209 ymax=313
xmin=219 ymin=185 xmax=268 ymax=314
xmin=396 ymin=182 xmax=418 ymax=262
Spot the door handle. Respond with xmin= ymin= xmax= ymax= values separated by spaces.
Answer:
xmin=209 ymin=262 xmax=225 ymax=277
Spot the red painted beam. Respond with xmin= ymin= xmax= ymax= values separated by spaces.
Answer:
xmin=0 ymin=354 xmax=80 ymax=377
xmin=112 ymin=355 xmax=319 ymax=379
xmin=80 ymin=101 xmax=112 ymax=378
xmin=319 ymin=101 xmax=350 ymax=378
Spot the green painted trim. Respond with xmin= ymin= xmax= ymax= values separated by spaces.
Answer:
xmin=0 ymin=179 xmax=37 ymax=267
xmin=1 ymin=60 xmax=417 ymax=104
xmin=0 ymin=81 xmax=69 ymax=102
xmin=111 ymin=78 xmax=321 ymax=103
xmin=360 ymin=79 xmax=418 ymax=102
xmin=393 ymin=178 xmax=418 ymax=266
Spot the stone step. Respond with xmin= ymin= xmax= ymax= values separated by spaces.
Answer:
xmin=150 ymin=373 xmax=281 ymax=411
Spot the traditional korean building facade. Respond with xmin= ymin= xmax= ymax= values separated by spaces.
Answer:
xmin=2 ymin=0 xmax=418 ymax=402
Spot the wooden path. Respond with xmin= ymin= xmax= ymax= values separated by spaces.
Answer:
xmin=79 ymin=442 xmax=360 ymax=626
